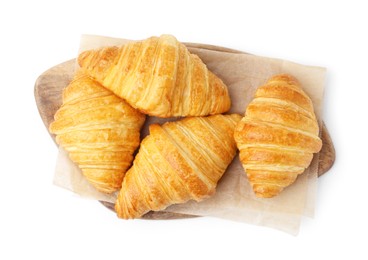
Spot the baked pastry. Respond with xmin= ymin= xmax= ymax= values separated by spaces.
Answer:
xmin=115 ymin=114 xmax=241 ymax=219
xmin=234 ymin=74 xmax=322 ymax=198
xmin=78 ymin=34 xmax=231 ymax=118
xmin=49 ymin=72 xmax=146 ymax=193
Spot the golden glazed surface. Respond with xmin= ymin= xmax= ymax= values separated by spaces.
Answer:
xmin=234 ymin=74 xmax=322 ymax=198
xmin=49 ymin=73 xmax=145 ymax=193
xmin=78 ymin=34 xmax=231 ymax=117
xmin=115 ymin=114 xmax=241 ymax=219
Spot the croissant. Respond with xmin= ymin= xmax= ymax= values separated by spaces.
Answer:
xmin=115 ymin=114 xmax=241 ymax=219
xmin=78 ymin=34 xmax=231 ymax=118
xmin=49 ymin=72 xmax=145 ymax=193
xmin=234 ymin=74 xmax=322 ymax=198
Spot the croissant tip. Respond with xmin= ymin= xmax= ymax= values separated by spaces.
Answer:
xmin=252 ymin=184 xmax=283 ymax=198
xmin=115 ymin=206 xmax=123 ymax=218
xmin=254 ymin=192 xmax=278 ymax=198
xmin=77 ymin=50 xmax=91 ymax=67
xmin=268 ymin=74 xmax=300 ymax=86
xmin=159 ymin=34 xmax=178 ymax=42
xmin=230 ymin=113 xmax=242 ymax=122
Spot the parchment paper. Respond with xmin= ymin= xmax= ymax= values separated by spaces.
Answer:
xmin=53 ymin=34 xmax=326 ymax=235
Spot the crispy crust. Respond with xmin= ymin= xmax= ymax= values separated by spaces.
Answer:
xmin=234 ymin=74 xmax=322 ymax=198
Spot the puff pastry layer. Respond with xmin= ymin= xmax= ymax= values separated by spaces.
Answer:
xmin=234 ymin=74 xmax=322 ymax=198
xmin=115 ymin=114 xmax=241 ymax=219
xmin=49 ymin=72 xmax=145 ymax=193
xmin=78 ymin=34 xmax=231 ymax=118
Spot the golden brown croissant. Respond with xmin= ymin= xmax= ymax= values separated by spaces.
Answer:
xmin=234 ymin=74 xmax=322 ymax=198
xmin=78 ymin=34 xmax=231 ymax=118
xmin=115 ymin=114 xmax=241 ymax=219
xmin=49 ymin=72 xmax=145 ymax=193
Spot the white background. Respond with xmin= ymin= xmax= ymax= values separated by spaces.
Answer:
xmin=0 ymin=0 xmax=366 ymax=259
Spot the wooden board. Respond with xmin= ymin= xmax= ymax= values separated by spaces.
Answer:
xmin=35 ymin=43 xmax=335 ymax=219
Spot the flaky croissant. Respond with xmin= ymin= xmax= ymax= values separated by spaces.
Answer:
xmin=234 ymin=74 xmax=322 ymax=198
xmin=115 ymin=114 xmax=241 ymax=219
xmin=78 ymin=34 xmax=231 ymax=118
xmin=49 ymin=72 xmax=145 ymax=193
